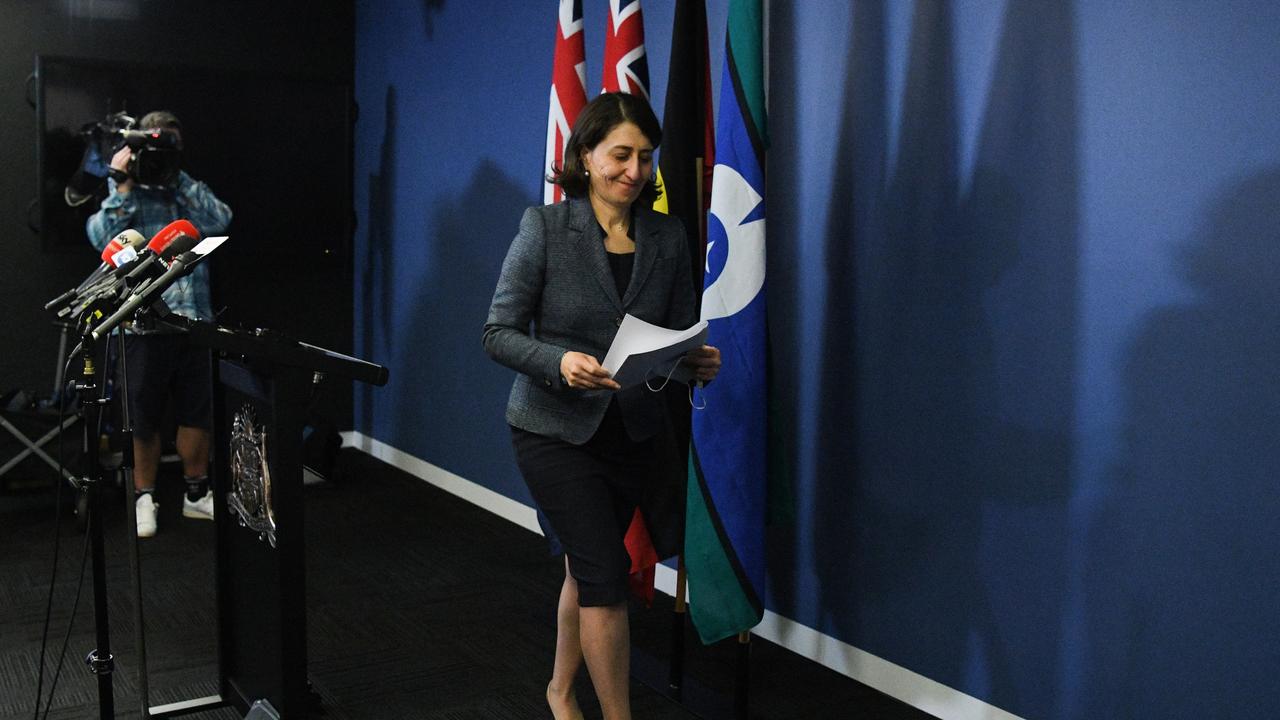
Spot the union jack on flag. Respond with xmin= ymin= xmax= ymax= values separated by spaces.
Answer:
xmin=601 ymin=0 xmax=650 ymax=99
xmin=544 ymin=0 xmax=588 ymax=205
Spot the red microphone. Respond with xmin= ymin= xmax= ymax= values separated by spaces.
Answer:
xmin=146 ymin=219 xmax=201 ymax=256
xmin=116 ymin=219 xmax=201 ymax=289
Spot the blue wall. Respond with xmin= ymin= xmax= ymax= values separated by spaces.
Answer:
xmin=354 ymin=2 xmax=1280 ymax=718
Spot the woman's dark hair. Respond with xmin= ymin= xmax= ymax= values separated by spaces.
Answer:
xmin=550 ymin=92 xmax=663 ymax=204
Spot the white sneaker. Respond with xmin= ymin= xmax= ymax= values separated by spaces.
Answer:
xmin=136 ymin=494 xmax=158 ymax=538
xmin=183 ymin=490 xmax=215 ymax=520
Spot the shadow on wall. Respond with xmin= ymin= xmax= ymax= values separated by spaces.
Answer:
xmin=420 ymin=0 xmax=446 ymax=38
xmin=758 ymin=0 xmax=810 ymax=624
xmin=808 ymin=1 xmax=1080 ymax=715
xmin=799 ymin=0 xmax=888 ymax=647
xmin=1077 ymin=169 xmax=1280 ymax=719
xmin=949 ymin=0 xmax=1079 ymax=714
xmin=361 ymin=85 xmax=398 ymax=433
xmin=390 ymin=160 xmax=535 ymax=473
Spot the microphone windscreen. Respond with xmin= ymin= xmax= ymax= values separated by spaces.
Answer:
xmin=101 ymin=229 xmax=146 ymax=266
xmin=159 ymin=234 xmax=199 ymax=261
xmin=146 ymin=219 xmax=201 ymax=253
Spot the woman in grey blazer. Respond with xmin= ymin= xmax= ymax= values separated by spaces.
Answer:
xmin=484 ymin=92 xmax=721 ymax=720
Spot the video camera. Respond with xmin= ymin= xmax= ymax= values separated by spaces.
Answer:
xmin=64 ymin=111 xmax=183 ymax=205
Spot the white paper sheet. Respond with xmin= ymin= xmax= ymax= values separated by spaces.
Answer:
xmin=602 ymin=314 xmax=709 ymax=389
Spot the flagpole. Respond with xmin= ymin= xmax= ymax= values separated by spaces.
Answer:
xmin=664 ymin=155 xmax=701 ymax=707
xmin=735 ymin=631 xmax=751 ymax=719
xmin=694 ymin=157 xmax=707 ymax=304
xmin=667 ymin=555 xmax=688 ymax=699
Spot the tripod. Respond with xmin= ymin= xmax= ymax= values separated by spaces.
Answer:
xmin=0 ymin=321 xmax=80 ymax=490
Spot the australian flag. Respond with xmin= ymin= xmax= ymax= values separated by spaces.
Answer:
xmin=601 ymin=0 xmax=650 ymax=100
xmin=545 ymin=0 xmax=588 ymax=205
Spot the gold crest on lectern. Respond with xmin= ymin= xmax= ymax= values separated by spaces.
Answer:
xmin=229 ymin=403 xmax=277 ymax=547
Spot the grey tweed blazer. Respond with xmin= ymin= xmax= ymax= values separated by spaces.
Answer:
xmin=484 ymin=197 xmax=697 ymax=445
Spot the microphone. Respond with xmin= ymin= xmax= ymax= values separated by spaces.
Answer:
xmin=44 ymin=229 xmax=146 ymax=312
xmin=55 ymin=220 xmax=200 ymax=320
xmin=89 ymin=235 xmax=228 ymax=342
xmin=88 ymin=219 xmax=200 ymax=290
xmin=121 ymin=231 xmax=199 ymax=287
xmin=113 ymin=219 xmax=202 ymax=290
xmin=96 ymin=229 xmax=146 ymax=274
xmin=145 ymin=219 xmax=200 ymax=254
xmin=119 ymin=128 xmax=181 ymax=150
xmin=85 ymin=228 xmax=148 ymax=287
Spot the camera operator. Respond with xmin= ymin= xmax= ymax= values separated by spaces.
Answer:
xmin=85 ymin=110 xmax=232 ymax=538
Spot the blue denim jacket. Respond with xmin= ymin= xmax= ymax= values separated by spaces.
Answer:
xmin=86 ymin=171 xmax=233 ymax=326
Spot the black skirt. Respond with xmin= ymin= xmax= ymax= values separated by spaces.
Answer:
xmin=511 ymin=399 xmax=660 ymax=606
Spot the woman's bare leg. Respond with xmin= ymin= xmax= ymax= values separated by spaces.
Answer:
xmin=548 ymin=558 xmax=585 ymax=720
xmin=579 ymin=601 xmax=630 ymax=720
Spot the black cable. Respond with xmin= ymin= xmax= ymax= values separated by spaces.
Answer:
xmin=31 ymin=356 xmax=78 ymax=720
xmin=39 ymin=507 xmax=91 ymax=720
xmin=31 ymin=344 xmax=96 ymax=719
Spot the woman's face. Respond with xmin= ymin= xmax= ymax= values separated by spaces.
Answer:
xmin=581 ymin=121 xmax=654 ymax=209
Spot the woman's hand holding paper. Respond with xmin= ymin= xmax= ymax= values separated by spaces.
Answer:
xmin=683 ymin=345 xmax=722 ymax=384
xmin=560 ymin=351 xmax=623 ymax=391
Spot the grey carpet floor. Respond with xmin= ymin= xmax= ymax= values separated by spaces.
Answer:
xmin=0 ymin=449 xmax=934 ymax=720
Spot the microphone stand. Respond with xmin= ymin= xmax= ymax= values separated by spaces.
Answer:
xmin=72 ymin=330 xmax=116 ymax=718
xmin=66 ymin=300 xmax=156 ymax=719
xmin=58 ymin=235 xmax=228 ymax=718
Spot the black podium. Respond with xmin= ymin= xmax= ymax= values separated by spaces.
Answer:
xmin=181 ymin=320 xmax=388 ymax=718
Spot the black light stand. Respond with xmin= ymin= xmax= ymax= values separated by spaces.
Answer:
xmin=51 ymin=319 xmax=74 ymax=404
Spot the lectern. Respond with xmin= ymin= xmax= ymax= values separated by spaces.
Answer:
xmin=181 ymin=320 xmax=388 ymax=718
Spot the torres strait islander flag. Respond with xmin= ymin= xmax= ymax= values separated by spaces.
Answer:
xmin=687 ymin=0 xmax=768 ymax=644
xmin=601 ymin=0 xmax=650 ymax=99
xmin=545 ymin=0 xmax=588 ymax=205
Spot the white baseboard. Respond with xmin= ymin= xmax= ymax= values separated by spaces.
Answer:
xmin=340 ymin=431 xmax=1023 ymax=720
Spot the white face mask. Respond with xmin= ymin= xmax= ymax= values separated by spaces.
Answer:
xmin=688 ymin=382 xmax=707 ymax=410
xmin=643 ymin=359 xmax=707 ymax=410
